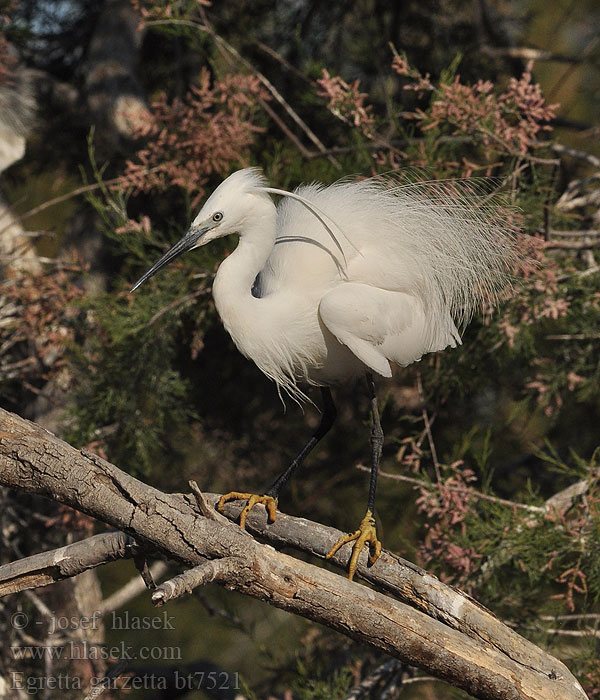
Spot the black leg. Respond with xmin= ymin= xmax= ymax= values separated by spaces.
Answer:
xmin=217 ymin=387 xmax=336 ymax=527
xmin=265 ymin=387 xmax=337 ymax=499
xmin=325 ymin=374 xmax=383 ymax=579
xmin=366 ymin=372 xmax=383 ymax=514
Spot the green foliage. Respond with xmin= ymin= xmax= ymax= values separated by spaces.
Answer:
xmin=66 ymin=286 xmax=194 ymax=478
xmin=292 ymin=660 xmax=353 ymax=700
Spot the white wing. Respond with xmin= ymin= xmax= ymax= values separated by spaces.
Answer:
xmin=319 ymin=283 xmax=460 ymax=377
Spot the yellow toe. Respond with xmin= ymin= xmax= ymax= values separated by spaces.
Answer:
xmin=216 ymin=491 xmax=278 ymax=528
xmin=326 ymin=509 xmax=381 ymax=581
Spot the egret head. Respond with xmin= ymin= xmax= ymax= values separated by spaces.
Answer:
xmin=130 ymin=168 xmax=271 ymax=292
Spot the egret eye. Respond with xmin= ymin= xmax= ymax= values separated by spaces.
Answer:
xmin=212 ymin=211 xmax=224 ymax=223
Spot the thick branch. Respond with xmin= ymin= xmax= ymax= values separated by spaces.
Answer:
xmin=0 ymin=408 xmax=588 ymax=700
xmin=1 ymin=484 xmax=580 ymax=681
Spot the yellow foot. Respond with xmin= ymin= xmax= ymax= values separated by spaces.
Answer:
xmin=216 ymin=491 xmax=278 ymax=529
xmin=326 ymin=509 xmax=382 ymax=581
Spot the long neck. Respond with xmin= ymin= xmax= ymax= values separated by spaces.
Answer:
xmin=212 ymin=202 xmax=276 ymax=351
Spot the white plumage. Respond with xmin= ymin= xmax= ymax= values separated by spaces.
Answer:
xmin=190 ymin=168 xmax=517 ymax=400
xmin=131 ymin=166 xmax=521 ymax=579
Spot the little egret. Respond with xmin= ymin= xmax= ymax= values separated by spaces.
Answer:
xmin=131 ymin=168 xmax=519 ymax=580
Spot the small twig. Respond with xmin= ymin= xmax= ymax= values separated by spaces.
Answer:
xmin=146 ymin=288 xmax=209 ymax=326
xmin=24 ymin=590 xmax=54 ymax=620
xmin=549 ymin=230 xmax=600 ymax=238
xmin=210 ymin=30 xmax=340 ymax=167
xmin=552 ymin=143 xmax=600 ymax=169
xmin=357 ymin=465 xmax=546 ymax=513
xmin=517 ymin=622 xmax=600 ymax=639
xmin=544 ymin=628 xmax=600 ymax=638
xmin=0 ymin=167 xmax=160 ymax=238
xmin=20 ymin=380 xmax=49 ymax=398
xmin=556 ymin=265 xmax=600 ymax=282
xmin=401 ymin=675 xmax=441 ymax=685
xmin=0 ymin=253 xmax=82 ymax=267
xmin=544 ymin=240 xmax=600 ymax=250
xmin=555 ymin=189 xmax=600 ymax=212
xmin=558 ymin=176 xmax=600 ymax=210
xmin=152 ymin=558 xmax=243 ymax=606
xmin=193 ymin=591 xmax=244 ymax=627
xmin=144 ymin=19 xmax=340 ymax=167
xmin=416 ymin=372 xmax=441 ymax=483
xmin=481 ymin=46 xmax=584 ymax=64
xmin=258 ymin=97 xmax=315 ymax=159
xmin=548 ymin=34 xmax=599 ymax=99
xmin=546 ymin=333 xmax=600 ymax=341
xmin=99 ymin=561 xmax=169 ymax=615
xmin=541 ymin=613 xmax=600 ymax=622
xmin=188 ymin=480 xmax=230 ymax=525
xmin=133 ymin=554 xmax=157 ymax=590
xmin=254 ymin=40 xmax=315 ymax=86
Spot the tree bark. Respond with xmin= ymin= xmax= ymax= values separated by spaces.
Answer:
xmin=0 ymin=531 xmax=139 ymax=596
xmin=0 ymin=408 xmax=588 ymax=700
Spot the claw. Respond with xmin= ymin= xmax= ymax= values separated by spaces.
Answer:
xmin=216 ymin=491 xmax=278 ymax=528
xmin=326 ymin=509 xmax=382 ymax=581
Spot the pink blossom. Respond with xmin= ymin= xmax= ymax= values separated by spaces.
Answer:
xmin=119 ymin=69 xmax=267 ymax=206
xmin=317 ymin=69 xmax=375 ymax=137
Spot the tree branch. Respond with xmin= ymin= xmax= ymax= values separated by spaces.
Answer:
xmin=99 ymin=560 xmax=169 ymax=614
xmin=544 ymin=240 xmax=600 ymax=250
xmin=151 ymin=558 xmax=244 ymax=606
xmin=552 ymin=144 xmax=600 ymax=169
xmin=481 ymin=46 xmax=585 ymax=64
xmin=357 ymin=464 xmax=545 ymax=513
xmin=0 ymin=408 xmax=588 ymax=700
xmin=0 ymin=531 xmax=138 ymax=596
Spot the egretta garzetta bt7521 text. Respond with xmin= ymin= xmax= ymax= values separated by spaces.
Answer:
xmin=131 ymin=168 xmax=519 ymax=580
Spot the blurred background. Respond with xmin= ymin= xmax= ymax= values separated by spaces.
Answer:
xmin=1 ymin=0 xmax=599 ymax=698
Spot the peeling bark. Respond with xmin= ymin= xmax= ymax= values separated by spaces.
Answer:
xmin=0 ymin=531 xmax=138 ymax=596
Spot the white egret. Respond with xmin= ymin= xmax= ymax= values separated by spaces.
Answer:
xmin=131 ymin=168 xmax=520 ymax=580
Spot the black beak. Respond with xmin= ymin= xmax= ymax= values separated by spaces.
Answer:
xmin=130 ymin=224 xmax=210 ymax=292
